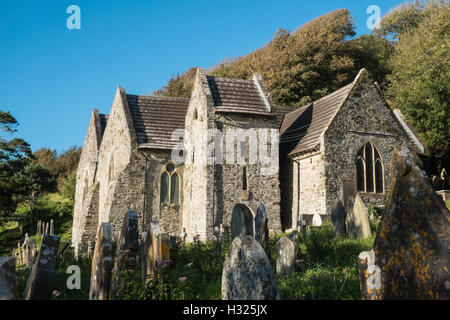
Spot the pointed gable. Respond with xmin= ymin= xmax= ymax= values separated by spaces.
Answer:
xmin=279 ymin=82 xmax=354 ymax=157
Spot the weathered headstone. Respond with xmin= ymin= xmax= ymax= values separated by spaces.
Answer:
xmin=89 ymin=223 xmax=113 ymax=300
xmin=312 ymin=213 xmax=322 ymax=227
xmin=254 ymin=203 xmax=269 ymax=247
xmin=110 ymin=211 xmax=140 ymax=299
xmin=358 ymin=250 xmax=382 ymax=300
xmin=231 ymin=204 xmax=254 ymax=240
xmin=0 ymin=257 xmax=16 ymax=300
xmin=346 ymin=194 xmax=371 ymax=239
xmin=288 ymin=230 xmax=299 ymax=242
xmin=331 ymin=199 xmax=346 ymax=236
xmin=142 ymin=221 xmax=170 ymax=284
xmin=24 ymin=234 xmax=60 ymax=300
xmin=36 ymin=220 xmax=41 ymax=235
xmin=276 ymin=236 xmax=297 ymax=276
xmin=222 ymin=236 xmax=279 ymax=300
xmin=372 ymin=147 xmax=450 ymax=299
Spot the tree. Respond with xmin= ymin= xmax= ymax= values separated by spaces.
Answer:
xmin=384 ymin=1 xmax=450 ymax=172
xmin=0 ymin=109 xmax=56 ymax=219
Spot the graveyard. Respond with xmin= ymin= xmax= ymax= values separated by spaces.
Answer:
xmin=1 ymin=1 xmax=450 ymax=303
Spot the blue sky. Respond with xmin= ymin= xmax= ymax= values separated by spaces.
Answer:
xmin=0 ymin=0 xmax=405 ymax=153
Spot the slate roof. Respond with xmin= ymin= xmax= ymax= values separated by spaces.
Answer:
xmin=279 ymin=83 xmax=354 ymax=157
xmin=273 ymin=105 xmax=298 ymax=129
xmin=206 ymin=76 xmax=272 ymax=115
xmin=126 ymin=95 xmax=190 ymax=149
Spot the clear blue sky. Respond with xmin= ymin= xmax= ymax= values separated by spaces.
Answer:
xmin=0 ymin=0 xmax=405 ymax=153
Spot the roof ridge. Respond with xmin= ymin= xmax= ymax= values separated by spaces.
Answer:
xmin=127 ymin=94 xmax=190 ymax=101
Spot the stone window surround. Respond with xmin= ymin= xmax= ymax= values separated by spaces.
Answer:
xmin=158 ymin=161 xmax=183 ymax=208
xmin=356 ymin=141 xmax=385 ymax=194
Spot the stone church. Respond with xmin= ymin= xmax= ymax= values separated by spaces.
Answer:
xmin=72 ymin=68 xmax=425 ymax=256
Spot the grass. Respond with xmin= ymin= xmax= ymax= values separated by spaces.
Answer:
xmin=446 ymin=200 xmax=450 ymax=210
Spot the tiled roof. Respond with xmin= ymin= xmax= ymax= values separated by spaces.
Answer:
xmin=279 ymin=83 xmax=354 ymax=157
xmin=206 ymin=76 xmax=271 ymax=114
xmin=126 ymin=95 xmax=189 ymax=149
xmin=273 ymin=105 xmax=298 ymax=129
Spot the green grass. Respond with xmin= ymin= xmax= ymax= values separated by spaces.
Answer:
xmin=446 ymin=200 xmax=450 ymax=210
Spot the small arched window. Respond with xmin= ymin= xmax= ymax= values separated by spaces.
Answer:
xmin=160 ymin=163 xmax=181 ymax=205
xmin=356 ymin=142 xmax=384 ymax=194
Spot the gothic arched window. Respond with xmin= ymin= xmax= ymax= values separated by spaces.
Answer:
xmin=160 ymin=163 xmax=181 ymax=205
xmin=356 ymin=142 xmax=384 ymax=194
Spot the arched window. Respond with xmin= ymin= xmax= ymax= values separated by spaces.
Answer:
xmin=160 ymin=163 xmax=181 ymax=205
xmin=356 ymin=142 xmax=384 ymax=194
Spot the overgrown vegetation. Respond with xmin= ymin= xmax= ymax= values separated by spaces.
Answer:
xmin=113 ymin=223 xmax=375 ymax=300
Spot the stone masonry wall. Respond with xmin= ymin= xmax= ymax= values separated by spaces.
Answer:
xmin=323 ymin=73 xmax=420 ymax=215
xmin=213 ymin=113 xmax=282 ymax=234
xmin=72 ymin=110 xmax=102 ymax=252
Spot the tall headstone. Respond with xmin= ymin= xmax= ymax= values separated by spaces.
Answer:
xmin=89 ymin=223 xmax=113 ymax=300
xmin=24 ymin=234 xmax=60 ymax=300
xmin=276 ymin=236 xmax=297 ymax=276
xmin=231 ymin=204 xmax=254 ymax=240
xmin=331 ymin=199 xmax=346 ymax=236
xmin=222 ymin=236 xmax=279 ymax=300
xmin=372 ymin=147 xmax=450 ymax=299
xmin=254 ymin=203 xmax=269 ymax=248
xmin=0 ymin=257 xmax=16 ymax=300
xmin=110 ymin=211 xmax=140 ymax=299
xmin=346 ymin=194 xmax=371 ymax=239
xmin=142 ymin=221 xmax=170 ymax=284
xmin=36 ymin=221 xmax=41 ymax=235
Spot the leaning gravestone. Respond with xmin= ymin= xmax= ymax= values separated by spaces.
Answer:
xmin=346 ymin=194 xmax=371 ymax=239
xmin=222 ymin=236 xmax=279 ymax=300
xmin=110 ymin=211 xmax=140 ymax=299
xmin=276 ymin=236 xmax=297 ymax=276
xmin=372 ymin=147 xmax=450 ymax=299
xmin=254 ymin=203 xmax=269 ymax=248
xmin=89 ymin=223 xmax=113 ymax=300
xmin=142 ymin=221 xmax=170 ymax=284
xmin=0 ymin=257 xmax=16 ymax=300
xmin=231 ymin=204 xmax=254 ymax=240
xmin=24 ymin=234 xmax=60 ymax=300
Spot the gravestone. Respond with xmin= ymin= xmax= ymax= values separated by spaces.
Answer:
xmin=0 ymin=257 xmax=16 ymax=300
xmin=331 ymin=199 xmax=346 ymax=236
xmin=346 ymin=194 xmax=371 ymax=239
xmin=288 ymin=230 xmax=299 ymax=242
xmin=222 ymin=236 xmax=279 ymax=300
xmin=24 ymin=234 xmax=60 ymax=300
xmin=372 ymin=147 xmax=450 ymax=299
xmin=89 ymin=223 xmax=113 ymax=300
xmin=142 ymin=221 xmax=170 ymax=284
xmin=231 ymin=204 xmax=254 ymax=240
xmin=276 ymin=236 xmax=297 ymax=275
xmin=254 ymin=203 xmax=269 ymax=247
xmin=110 ymin=211 xmax=140 ymax=299
xmin=358 ymin=250 xmax=382 ymax=300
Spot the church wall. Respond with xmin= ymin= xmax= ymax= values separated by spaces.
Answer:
xmin=72 ymin=110 xmax=102 ymax=254
xmin=323 ymin=74 xmax=418 ymax=215
xmin=213 ymin=113 xmax=282 ymax=234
